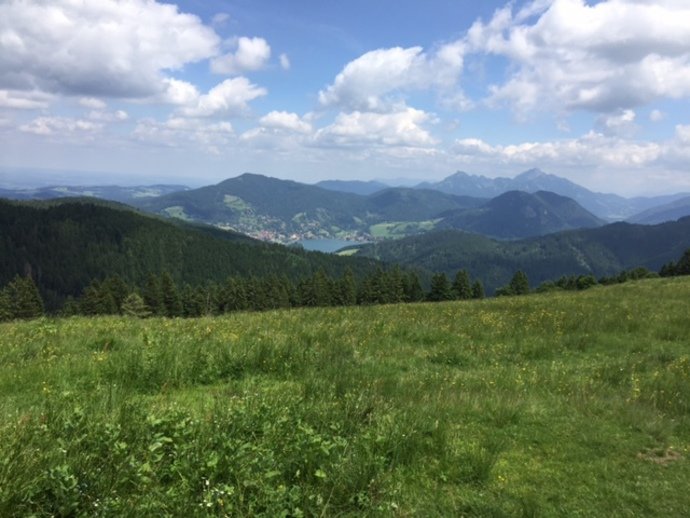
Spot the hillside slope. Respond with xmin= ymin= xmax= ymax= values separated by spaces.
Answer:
xmin=135 ymin=173 xmax=483 ymax=241
xmin=438 ymin=190 xmax=605 ymax=238
xmin=0 ymin=199 xmax=381 ymax=309
xmin=357 ymin=217 xmax=690 ymax=293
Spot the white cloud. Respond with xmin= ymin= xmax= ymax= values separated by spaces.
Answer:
xmin=259 ymin=111 xmax=312 ymax=133
xmin=453 ymin=131 xmax=663 ymax=170
xmin=87 ymin=110 xmax=129 ymax=122
xmin=280 ymin=53 xmax=291 ymax=71
xmin=316 ymin=108 xmax=436 ymax=148
xmin=211 ymin=37 xmax=271 ymax=75
xmin=180 ymin=78 xmax=267 ymax=118
xmin=160 ymin=79 xmax=200 ymax=106
xmin=79 ymin=97 xmax=107 ymax=110
xmin=469 ymin=0 xmax=690 ymax=114
xmin=19 ymin=116 xmax=102 ymax=136
xmin=318 ymin=43 xmax=465 ymax=112
xmin=134 ymin=117 xmax=234 ymax=154
xmin=596 ymin=109 xmax=637 ymax=136
xmin=0 ymin=0 xmax=219 ymax=98
xmin=675 ymin=124 xmax=690 ymax=144
xmin=0 ymin=89 xmax=52 ymax=109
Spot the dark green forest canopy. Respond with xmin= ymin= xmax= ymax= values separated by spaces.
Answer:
xmin=356 ymin=217 xmax=690 ymax=293
xmin=0 ymin=199 xmax=383 ymax=310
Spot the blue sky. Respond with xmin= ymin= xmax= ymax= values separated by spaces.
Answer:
xmin=1 ymin=0 xmax=690 ymax=195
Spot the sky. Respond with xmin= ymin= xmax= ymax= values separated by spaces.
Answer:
xmin=1 ymin=0 xmax=690 ymax=196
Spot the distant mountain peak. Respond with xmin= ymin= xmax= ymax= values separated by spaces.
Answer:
xmin=515 ymin=168 xmax=547 ymax=180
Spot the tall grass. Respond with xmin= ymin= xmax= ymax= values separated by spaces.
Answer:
xmin=0 ymin=277 xmax=688 ymax=515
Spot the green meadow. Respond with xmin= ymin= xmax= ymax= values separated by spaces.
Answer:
xmin=0 ymin=278 xmax=688 ymax=516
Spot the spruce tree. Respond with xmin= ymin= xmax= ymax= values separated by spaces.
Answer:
xmin=403 ymin=272 xmax=425 ymax=302
xmin=427 ymin=273 xmax=453 ymax=302
xmin=121 ymin=292 xmax=151 ymax=318
xmin=142 ymin=274 xmax=164 ymax=315
xmin=160 ymin=272 xmax=183 ymax=317
xmin=338 ymin=268 xmax=358 ymax=306
xmin=8 ymin=275 xmax=44 ymax=319
xmin=509 ymin=270 xmax=530 ymax=295
xmin=452 ymin=270 xmax=472 ymax=300
xmin=0 ymin=288 xmax=12 ymax=321
xmin=676 ymin=249 xmax=690 ymax=275
xmin=471 ymin=280 xmax=485 ymax=299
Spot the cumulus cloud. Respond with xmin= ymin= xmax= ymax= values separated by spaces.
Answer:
xmin=596 ymin=109 xmax=637 ymax=136
xmin=87 ymin=110 xmax=129 ymax=122
xmin=19 ymin=116 xmax=102 ymax=136
xmin=134 ymin=117 xmax=234 ymax=154
xmin=280 ymin=54 xmax=291 ymax=71
xmin=0 ymin=89 xmax=52 ymax=109
xmin=453 ymin=131 xmax=663 ymax=169
xmin=468 ymin=0 xmax=690 ymax=114
xmin=160 ymin=79 xmax=200 ymax=106
xmin=259 ymin=111 xmax=312 ymax=133
xmin=315 ymin=108 xmax=436 ymax=148
xmin=318 ymin=42 xmax=465 ymax=112
xmin=0 ymin=0 xmax=219 ymax=98
xmin=79 ymin=97 xmax=107 ymax=110
xmin=180 ymin=78 xmax=267 ymax=117
xmin=211 ymin=37 xmax=271 ymax=75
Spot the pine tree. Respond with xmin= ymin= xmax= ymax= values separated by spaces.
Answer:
xmin=102 ymin=275 xmax=129 ymax=313
xmin=509 ymin=270 xmax=530 ymax=295
xmin=385 ymin=266 xmax=406 ymax=304
xmin=427 ymin=273 xmax=453 ymax=302
xmin=403 ymin=272 xmax=425 ymax=302
xmin=160 ymin=272 xmax=183 ymax=317
xmin=338 ymin=268 xmax=358 ymax=306
xmin=8 ymin=275 xmax=44 ymax=319
xmin=121 ymin=292 xmax=151 ymax=318
xmin=0 ymin=288 xmax=12 ymax=321
xmin=452 ymin=270 xmax=472 ymax=300
xmin=142 ymin=274 xmax=163 ymax=315
xmin=676 ymin=249 xmax=690 ymax=275
xmin=312 ymin=270 xmax=333 ymax=307
xmin=471 ymin=280 xmax=485 ymax=299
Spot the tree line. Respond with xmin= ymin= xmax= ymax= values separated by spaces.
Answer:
xmin=0 ymin=267 xmax=484 ymax=321
xmin=2 ymin=248 xmax=689 ymax=322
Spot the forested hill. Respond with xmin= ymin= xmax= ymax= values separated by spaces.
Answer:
xmin=356 ymin=217 xmax=690 ymax=293
xmin=0 ymin=199 xmax=382 ymax=310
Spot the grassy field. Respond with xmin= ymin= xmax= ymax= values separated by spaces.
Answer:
xmin=369 ymin=220 xmax=439 ymax=239
xmin=0 ymin=278 xmax=689 ymax=516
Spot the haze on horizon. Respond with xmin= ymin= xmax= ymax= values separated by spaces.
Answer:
xmin=1 ymin=0 xmax=690 ymax=197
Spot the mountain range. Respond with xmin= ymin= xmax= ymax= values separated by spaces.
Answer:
xmin=3 ymin=169 xmax=690 ymax=245
xmin=417 ymin=168 xmax=689 ymax=221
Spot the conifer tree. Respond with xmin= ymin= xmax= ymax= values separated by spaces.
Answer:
xmin=427 ymin=273 xmax=453 ymax=302
xmin=471 ymin=280 xmax=485 ymax=299
xmin=8 ymin=275 xmax=44 ymax=319
xmin=142 ymin=274 xmax=164 ymax=315
xmin=403 ymin=272 xmax=425 ymax=302
xmin=0 ymin=288 xmax=12 ymax=321
xmin=338 ymin=268 xmax=358 ymax=306
xmin=509 ymin=270 xmax=530 ymax=295
xmin=676 ymin=249 xmax=690 ymax=275
xmin=385 ymin=266 xmax=406 ymax=303
xmin=121 ymin=292 xmax=151 ymax=318
xmin=452 ymin=269 xmax=472 ymax=300
xmin=160 ymin=272 xmax=183 ymax=317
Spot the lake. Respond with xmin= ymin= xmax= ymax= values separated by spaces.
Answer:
xmin=298 ymin=239 xmax=362 ymax=253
